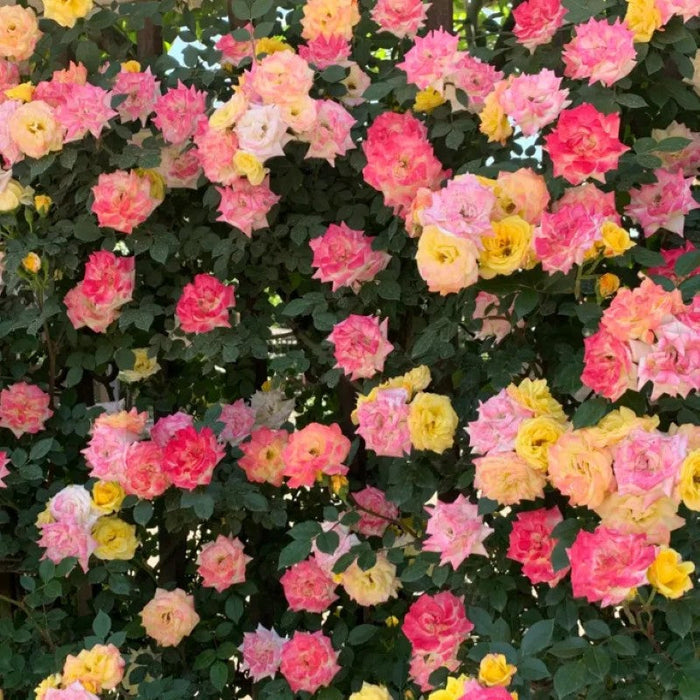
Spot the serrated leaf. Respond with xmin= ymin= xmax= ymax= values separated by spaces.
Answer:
xmin=675 ymin=249 xmax=700 ymax=277
xmin=92 ymin=610 xmax=111 ymax=640
xmin=553 ymin=661 xmax=587 ymax=697
xmin=521 ymin=619 xmax=554 ymax=656
xmin=278 ymin=539 xmax=312 ymax=569
xmin=347 ymin=624 xmax=377 ymax=645
xmin=573 ymin=397 xmax=609 ymax=429
xmin=209 ymin=661 xmax=228 ymax=691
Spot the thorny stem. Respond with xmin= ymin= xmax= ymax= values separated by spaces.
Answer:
xmin=0 ymin=593 xmax=56 ymax=650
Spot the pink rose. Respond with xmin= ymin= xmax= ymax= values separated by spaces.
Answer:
xmin=49 ymin=485 xmax=99 ymax=529
xmin=239 ymin=625 xmax=286 ymax=682
xmin=140 ymin=588 xmax=200 ymax=646
xmin=328 ymin=315 xmax=393 ymax=380
xmin=280 ymin=557 xmax=338 ymax=613
xmin=282 ymin=422 xmax=350 ymax=488
xmin=91 ymin=170 xmax=160 ymax=234
xmin=398 ymin=29 xmax=459 ymax=90
xmin=197 ymin=534 xmax=251 ymax=593
xmin=153 ymin=81 xmax=207 ymax=144
xmin=351 ymin=486 xmax=399 ymax=537
xmin=110 ymin=68 xmax=160 ymax=125
xmin=44 ymin=683 xmax=100 ymax=700
xmin=356 ymin=388 xmax=412 ymax=457
xmin=238 ymin=427 xmax=288 ymax=486
xmin=0 ymin=450 xmax=9 ymax=488
xmin=218 ymin=399 xmax=256 ymax=446
xmin=371 ymin=0 xmax=429 ymax=38
xmin=544 ymin=104 xmax=629 ymax=185
xmin=124 ymin=441 xmax=170 ymax=499
xmin=162 ymin=426 xmax=225 ymax=490
xmin=279 ymin=631 xmax=340 ymax=694
xmin=175 ymin=274 xmax=235 ymax=334
xmin=38 ymin=520 xmax=97 ymax=573
xmin=299 ymin=35 xmax=351 ymax=68
xmin=55 ymin=83 xmax=117 ymax=143
xmin=299 ymin=99 xmax=356 ymax=166
xmin=581 ymin=328 xmax=636 ymax=401
xmin=512 ymin=0 xmax=566 ymax=52
xmin=216 ymin=177 xmax=280 ymax=237
xmin=466 ymin=388 xmax=533 ymax=455
xmin=151 ymin=412 xmax=194 ymax=447
xmin=0 ymin=381 xmax=53 ymax=438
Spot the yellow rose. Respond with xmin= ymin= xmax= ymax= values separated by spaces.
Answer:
xmin=9 ymin=101 xmax=63 ymax=159
xmin=597 ymin=273 xmax=620 ymax=298
xmin=21 ymin=252 xmax=41 ymax=274
xmin=428 ymin=675 xmax=469 ymax=700
xmin=209 ymin=92 xmax=248 ymax=131
xmin=479 ymin=215 xmax=533 ymax=279
xmin=43 ymin=0 xmax=94 ymax=29
xmin=36 ymin=506 xmax=54 ymax=527
xmin=595 ymin=407 xmax=659 ymax=446
xmin=507 ymin=378 xmax=566 ymax=423
xmin=118 ymin=348 xmax=161 ymax=383
xmin=679 ymin=449 xmax=700 ymax=511
xmin=416 ymin=225 xmax=479 ymax=295
xmin=62 ymin=643 xmax=124 ymax=693
xmin=515 ymin=416 xmax=567 ymax=472
xmin=479 ymin=653 xmax=517 ymax=687
xmin=349 ymin=682 xmax=392 ymax=700
xmin=0 ymin=179 xmax=25 ymax=213
xmin=479 ymin=86 xmax=512 ymax=145
xmin=34 ymin=673 xmax=62 ymax=700
xmin=92 ymin=516 xmax=138 ymax=561
xmin=4 ymin=81 xmax=35 ymax=102
xmin=233 ymin=150 xmax=266 ymax=186
xmin=600 ymin=221 xmax=634 ymax=257
xmin=408 ymin=392 xmax=458 ymax=453
xmin=414 ymin=87 xmax=446 ymax=113
xmin=255 ymin=37 xmax=294 ymax=57
xmin=34 ymin=194 xmax=52 ymax=217
xmin=624 ymin=0 xmax=662 ymax=43
xmin=92 ymin=481 xmax=126 ymax=514
xmin=121 ymin=60 xmax=142 ymax=72
xmin=594 ymin=492 xmax=684 ymax=542
xmin=340 ymin=554 xmax=401 ymax=606
xmin=647 ymin=548 xmax=695 ymax=599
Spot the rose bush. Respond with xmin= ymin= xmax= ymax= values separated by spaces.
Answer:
xmin=0 ymin=0 xmax=698 ymax=698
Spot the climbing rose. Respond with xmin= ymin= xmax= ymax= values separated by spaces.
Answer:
xmin=298 ymin=35 xmax=351 ymax=68
xmin=352 ymin=486 xmax=399 ymax=537
xmin=0 ymin=5 xmax=41 ymax=61
xmin=153 ymin=81 xmax=207 ymax=144
xmin=61 ymin=643 xmax=124 ymax=693
xmin=0 ymin=382 xmax=53 ymax=438
xmin=55 ymin=83 xmax=116 ymax=142
xmin=161 ymin=426 xmax=225 ymax=490
xmin=123 ymin=441 xmax=170 ymax=499
xmin=398 ymin=28 xmax=459 ymax=90
xmin=238 ymin=427 xmax=288 ymax=486
xmin=581 ymin=329 xmax=636 ymax=401
xmin=279 ymin=631 xmax=340 ymax=694
xmin=309 ymin=222 xmax=390 ymax=292
xmin=371 ymin=0 xmax=428 ymax=38
xmin=301 ymin=0 xmax=360 ymax=42
xmin=218 ymin=399 xmax=256 ymax=446
xmin=239 ymin=625 xmax=286 ymax=682
xmin=91 ymin=170 xmax=159 ymax=234
xmin=215 ymin=177 xmax=280 ymax=237
xmin=544 ymin=104 xmax=628 ymax=185
xmin=568 ymin=527 xmax=656 ymax=606
xmin=37 ymin=520 xmax=96 ymax=573
xmin=140 ymin=588 xmax=200 ymax=646
xmin=282 ymin=422 xmax=350 ymax=488
xmin=0 ymin=450 xmax=8 ymax=488
xmin=9 ymin=101 xmax=63 ymax=159
xmin=175 ymin=274 xmax=235 ymax=334
xmin=197 ymin=535 xmax=251 ymax=592
xmin=356 ymin=388 xmax=412 ymax=457
xmin=328 ymin=315 xmax=393 ymax=380
xmin=44 ymin=682 xmax=99 ymax=700
xmin=280 ymin=558 xmax=338 ymax=612
xmin=507 ymin=507 xmax=569 ymax=586
xmin=110 ymin=67 xmax=160 ymax=125
xmin=512 ymin=0 xmax=566 ymax=52
xmin=150 ymin=412 xmax=194 ymax=447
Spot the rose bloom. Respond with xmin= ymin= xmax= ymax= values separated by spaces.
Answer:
xmin=153 ymin=81 xmax=207 ymax=144
xmin=328 ymin=315 xmax=393 ymax=380
xmin=92 ymin=516 xmax=138 ymax=561
xmin=161 ymin=425 xmax=225 ymax=490
xmin=235 ymin=103 xmax=291 ymax=163
xmin=0 ymin=381 xmax=53 ymax=438
xmin=91 ymin=480 xmax=125 ymax=515
xmin=479 ymin=215 xmax=533 ymax=279
xmin=299 ymin=99 xmax=356 ymax=166
xmin=408 ymin=392 xmax=459 ymax=454
xmin=123 ymin=440 xmax=170 ymax=499
xmin=282 ymin=422 xmax=350 ymax=488
xmin=0 ymin=450 xmax=9 ymax=488
xmin=466 ymin=387 xmax=533 ymax=455
xmin=238 ymin=427 xmax=288 ymax=486
xmin=175 ymin=274 xmax=235 ymax=334
xmin=423 ymin=495 xmax=493 ymax=569
xmin=512 ymin=0 xmax=566 ymax=52
xmin=351 ymin=486 xmax=399 ymax=537
xmin=581 ymin=328 xmax=636 ymax=401
xmin=43 ymin=0 xmax=93 ymax=29
xmin=473 ymin=452 xmax=547 ymax=505
xmin=563 ymin=18 xmax=637 ymax=87
xmin=91 ymin=170 xmax=159 ymax=234
xmin=398 ymin=28 xmax=459 ymax=91
xmin=82 ymin=251 xmax=135 ymax=307
xmin=350 ymin=683 xmax=392 ymax=700
xmin=280 ymin=557 xmax=338 ymax=612
xmin=218 ymin=399 xmax=255 ymax=446
xmin=44 ymin=683 xmax=100 ymax=700
xmin=625 ymin=168 xmax=699 ymax=237
xmin=0 ymin=5 xmax=41 ymax=61
xmin=56 ymin=83 xmax=116 ymax=143
xmin=409 ymin=652 xmax=461 ymax=693
xmin=514 ymin=416 xmax=567 ymax=472
xmin=507 ymin=507 xmax=569 ymax=586
xmin=140 ymin=588 xmax=200 ymax=646
xmin=471 ymin=291 xmax=516 ymax=344
xmin=356 ymin=388 xmax=412 ymax=458
xmin=215 ymin=177 xmax=280 ymax=237
xmin=158 ymin=144 xmax=201 ymax=189
xmin=340 ymin=553 xmax=401 ymax=606
xmin=548 ymin=429 xmax=614 ymax=509
xmin=301 ymin=0 xmax=360 ymax=41
xmin=38 ymin=519 xmax=97 ymax=573
xmin=625 ymin=0 xmax=663 ymax=43
xmin=648 ymin=242 xmax=700 ymax=284
xmin=62 ymin=643 xmax=124 ymax=693
xmin=9 ymin=101 xmax=63 ymax=160
xmin=490 ymin=168 xmax=550 ymax=225
xmin=651 ymin=121 xmax=700 ymax=176
xmin=49 ymin=485 xmax=99 ymax=529
xmin=197 ymin=534 xmax=251 ymax=593
xmin=479 ymin=653 xmax=517 ymax=688
xmin=596 ymin=406 xmax=659 ymax=446
xmin=679 ymin=449 xmax=700 ymax=511
xmin=151 ymin=412 xmax=194 ymax=446
xmin=298 ymin=35 xmax=351 ymax=69
xmin=250 ymin=52 xmax=314 ymax=106
xmin=416 ymin=226 xmax=480 ymax=295
xmin=544 ymin=104 xmax=629 ymax=185
xmin=239 ymin=624 xmax=286 ymax=682
xmin=647 ymin=547 xmax=695 ymax=600
xmin=568 ymin=526 xmax=656 ymax=606
xmin=279 ymin=631 xmax=341 ymax=694
xmin=479 ymin=81 xmax=512 ymax=145
xmin=499 ymin=70 xmax=571 ymax=136
xmin=309 ymin=222 xmax=390 ymax=293
xmin=449 ymin=53 xmax=504 ymax=114
xmin=508 ymin=377 xmax=566 ymax=422
xmin=402 ymin=591 xmax=474 ymax=658
xmin=371 ymin=0 xmax=428 ymax=38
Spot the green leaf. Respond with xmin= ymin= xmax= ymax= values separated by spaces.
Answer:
xmin=655 ymin=136 xmax=692 ymax=152
xmin=29 ymin=438 xmax=54 ymax=461
xmin=209 ymin=661 xmax=228 ymax=691
xmin=675 ymin=249 xmax=700 ymax=277
xmin=289 ymin=521 xmax=322 ymax=541
xmin=562 ymin=0 xmax=606 ymax=23
xmin=553 ymin=661 xmax=587 ymax=697
xmin=583 ymin=646 xmax=611 ymax=681
xmin=225 ymin=595 xmax=244 ymax=623
xmin=282 ymin=297 xmax=315 ymax=317
xmin=133 ymin=500 xmax=154 ymax=526
xmin=278 ymin=539 xmax=311 ymax=569
xmin=315 ymin=530 xmax=339 ymax=554
xmin=518 ymin=657 xmax=550 ymax=680
xmin=521 ymin=619 xmax=554 ymax=657
xmin=583 ymin=620 xmax=610 ymax=641
xmin=514 ymin=289 xmax=540 ymax=320
xmin=320 ymin=65 xmax=347 ymax=83
xmin=573 ymin=397 xmax=609 ymax=429
xmin=632 ymin=246 xmax=665 ymax=267
xmin=609 ymin=635 xmax=637 ymax=656
xmin=666 ymin=601 xmax=692 ymax=637
xmin=616 ymin=93 xmax=648 ymax=109
xmin=347 ymin=624 xmax=377 ymax=645
xmin=194 ymin=648 xmax=217 ymax=670
xmin=92 ymin=610 xmax=111 ymax=640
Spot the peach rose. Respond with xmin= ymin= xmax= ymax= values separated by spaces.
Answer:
xmin=140 ymin=588 xmax=200 ymax=647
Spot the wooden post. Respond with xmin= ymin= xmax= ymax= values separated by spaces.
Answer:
xmin=137 ymin=18 xmax=163 ymax=64
xmin=426 ymin=0 xmax=454 ymax=32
